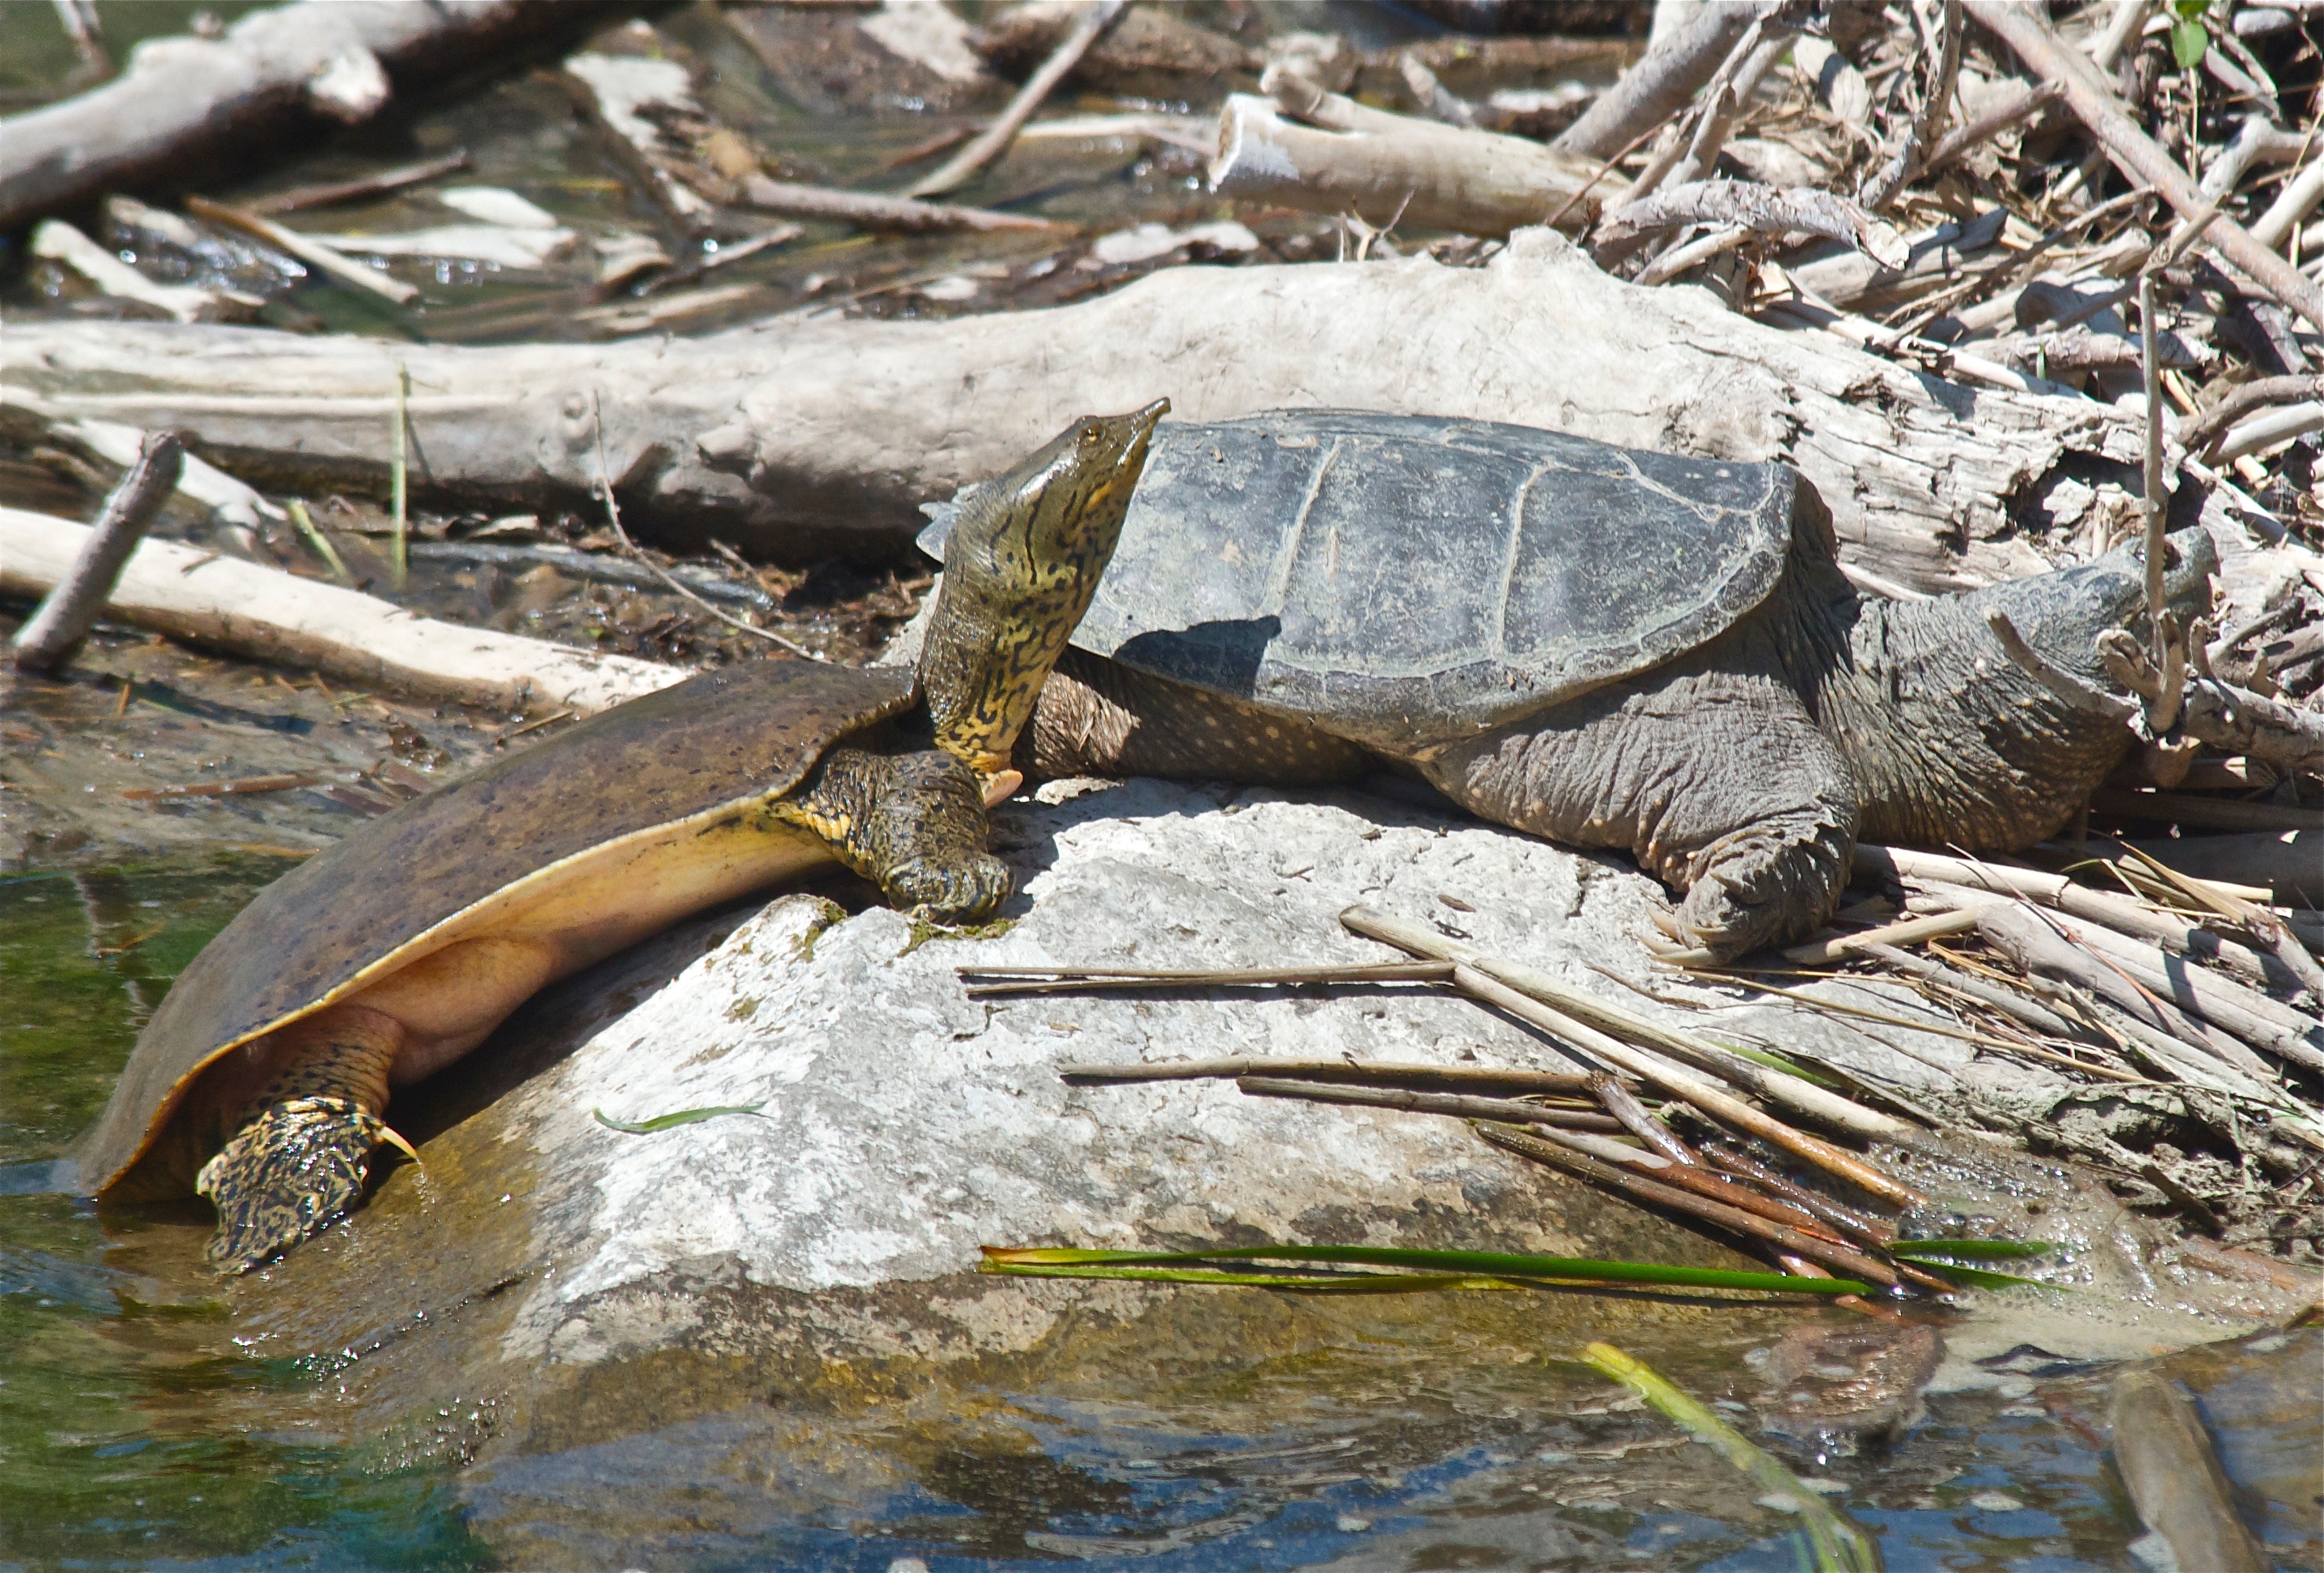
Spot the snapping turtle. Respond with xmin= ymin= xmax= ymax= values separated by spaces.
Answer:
xmin=920 ymin=409 xmax=2213 ymax=959
xmin=81 ymin=400 xmax=1167 ymax=1272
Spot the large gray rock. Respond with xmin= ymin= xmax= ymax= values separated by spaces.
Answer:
xmin=127 ymin=778 xmax=2304 ymax=1564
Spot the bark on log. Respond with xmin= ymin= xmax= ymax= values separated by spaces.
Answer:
xmin=1 ymin=231 xmax=2145 ymax=590
xmin=0 ymin=506 xmax=681 ymax=713
xmin=0 ymin=1 xmax=629 ymax=234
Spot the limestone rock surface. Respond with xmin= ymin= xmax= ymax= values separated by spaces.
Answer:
xmin=160 ymin=778 xmax=2307 ymax=1535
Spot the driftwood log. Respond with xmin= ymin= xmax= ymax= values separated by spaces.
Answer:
xmin=3 ymin=230 xmax=2144 ymax=590
xmin=0 ymin=1 xmax=628 ymax=233
xmin=1210 ymin=73 xmax=1604 ymax=237
xmin=0 ymin=506 xmax=681 ymax=713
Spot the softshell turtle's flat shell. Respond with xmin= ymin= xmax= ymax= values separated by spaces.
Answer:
xmin=81 ymin=660 xmax=916 ymax=1198
xmin=920 ymin=411 xmax=1799 ymax=751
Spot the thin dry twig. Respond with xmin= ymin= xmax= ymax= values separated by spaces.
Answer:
xmin=1060 ymin=1057 xmax=1607 ymax=1097
xmin=588 ymin=389 xmax=814 ymax=660
xmin=1923 ymin=80 xmax=2061 ymax=172
xmin=908 ymin=0 xmax=1126 ymax=199
xmin=740 ymin=176 xmax=1064 ymax=234
xmin=1858 ymin=0 xmax=1963 ymax=210
xmin=964 ymin=960 xmax=1454 ymax=996
xmin=1236 ymin=1076 xmax=1625 ymax=1133
xmin=248 ymin=150 xmax=472 ymax=215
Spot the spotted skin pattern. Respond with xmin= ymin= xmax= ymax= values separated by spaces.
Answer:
xmin=196 ymin=1010 xmax=402 ymax=1272
xmin=1026 ymin=647 xmax=1368 ymax=786
xmin=920 ymin=404 xmax=1167 ymax=777
xmin=768 ymin=740 xmax=1011 ymax=920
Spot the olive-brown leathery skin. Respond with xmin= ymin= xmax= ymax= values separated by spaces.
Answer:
xmin=77 ymin=400 xmax=1169 ymax=1273
xmin=920 ymin=399 xmax=1169 ymax=776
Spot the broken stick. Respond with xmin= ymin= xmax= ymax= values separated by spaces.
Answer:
xmin=0 ymin=504 xmax=681 ymax=713
xmin=1211 ymin=75 xmax=1602 ymax=237
xmin=9 ymin=430 xmax=182 ymax=675
xmin=907 ymin=0 xmax=1125 ymax=199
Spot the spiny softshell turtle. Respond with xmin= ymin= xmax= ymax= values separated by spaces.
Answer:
xmin=81 ymin=400 xmax=1167 ymax=1272
xmin=920 ymin=409 xmax=2215 ymax=960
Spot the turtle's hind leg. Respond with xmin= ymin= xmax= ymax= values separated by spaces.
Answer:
xmin=197 ymin=1005 xmax=410 ymax=1274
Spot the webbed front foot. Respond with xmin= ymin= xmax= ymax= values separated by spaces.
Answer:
xmin=1669 ymin=815 xmax=1854 ymax=962
xmin=884 ymin=852 xmax=1013 ymax=924
xmin=196 ymin=1096 xmax=412 ymax=1274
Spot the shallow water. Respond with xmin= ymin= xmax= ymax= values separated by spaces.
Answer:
xmin=5 ymin=860 xmax=2317 ymax=1571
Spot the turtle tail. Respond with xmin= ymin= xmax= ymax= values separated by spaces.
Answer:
xmin=195 ymin=1008 xmax=413 ymax=1274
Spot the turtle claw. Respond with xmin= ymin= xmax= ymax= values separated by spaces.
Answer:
xmin=195 ymin=1096 xmax=402 ymax=1274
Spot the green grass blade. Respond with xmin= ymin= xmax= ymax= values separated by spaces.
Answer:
xmin=1702 ymin=1036 xmax=1839 ymax=1086
xmin=591 ymin=1102 xmax=766 ymax=1135
xmin=1889 ymin=1238 xmax=2053 ymax=1260
xmin=1892 ymin=1259 xmax=2057 ymax=1291
xmin=980 ymin=1262 xmax=1527 ymax=1292
xmin=1579 ymin=1342 xmax=1883 ymax=1573
xmin=979 ymin=1245 xmax=1868 ymax=1296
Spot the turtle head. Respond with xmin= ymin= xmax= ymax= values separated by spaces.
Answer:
xmin=1970 ymin=523 xmax=2217 ymax=691
xmin=918 ymin=400 xmax=1167 ymax=775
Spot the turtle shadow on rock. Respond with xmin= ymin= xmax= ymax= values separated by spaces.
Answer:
xmin=1112 ymin=615 xmax=1279 ymax=698
xmin=984 ymin=770 xmax=1462 ymax=882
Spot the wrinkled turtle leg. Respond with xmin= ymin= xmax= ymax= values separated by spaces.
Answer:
xmin=197 ymin=1004 xmax=413 ymax=1274
xmin=771 ymin=744 xmax=1012 ymax=922
xmin=1420 ymin=655 xmax=1860 ymax=961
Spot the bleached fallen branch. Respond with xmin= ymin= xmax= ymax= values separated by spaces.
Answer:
xmin=2181 ymin=374 xmax=2324 ymax=455
xmin=0 ymin=506 xmax=682 ymax=713
xmin=1594 ymin=181 xmax=1908 ymax=270
xmin=1210 ymin=73 xmax=1602 ymax=237
xmin=0 ymin=0 xmax=621 ymax=232
xmin=2 ymin=231 xmax=2145 ymax=593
